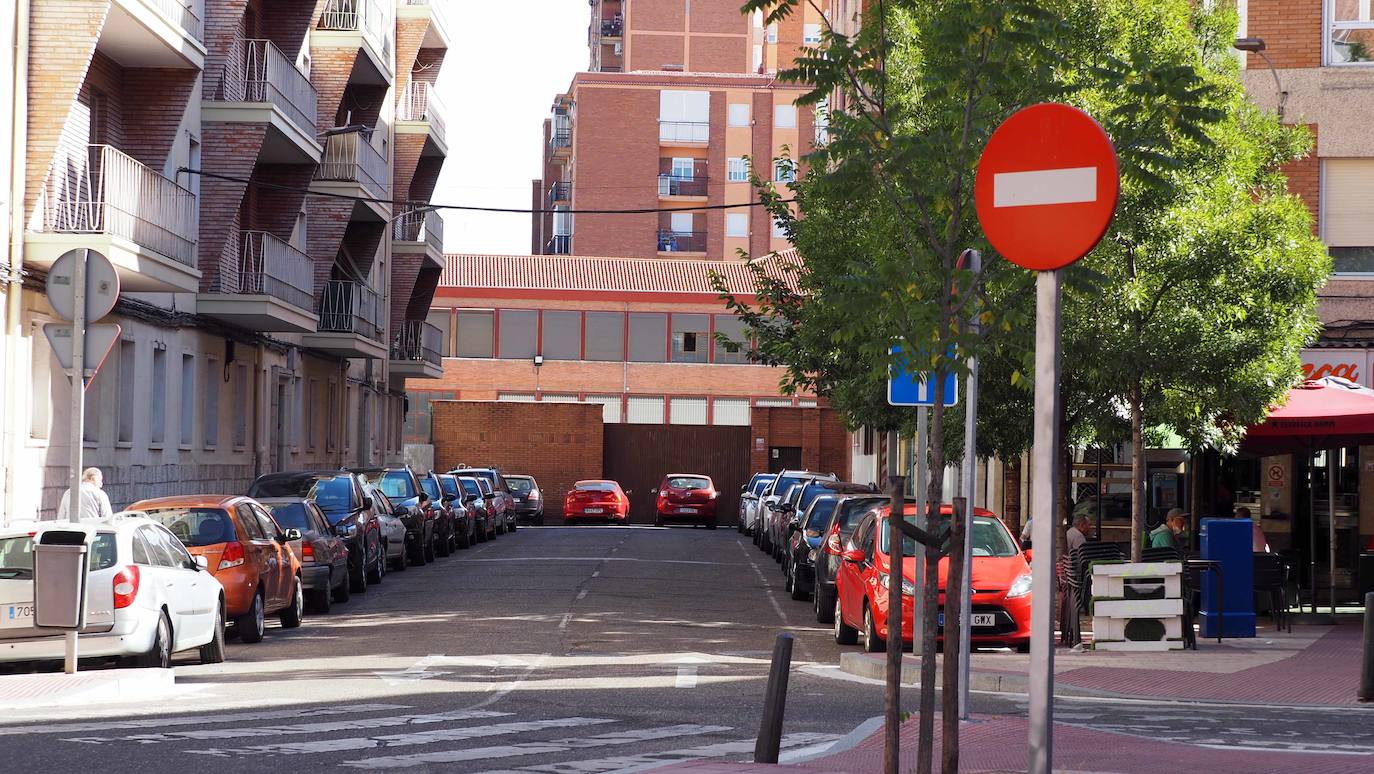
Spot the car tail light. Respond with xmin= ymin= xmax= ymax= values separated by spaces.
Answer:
xmin=301 ymin=541 xmax=316 ymax=563
xmin=112 ymin=566 xmax=140 ymax=609
xmin=219 ymin=541 xmax=246 ymax=571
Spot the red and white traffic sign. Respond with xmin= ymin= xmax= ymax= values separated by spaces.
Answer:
xmin=974 ymin=103 xmax=1120 ymax=271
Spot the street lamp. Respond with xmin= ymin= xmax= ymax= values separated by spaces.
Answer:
xmin=1234 ymin=37 xmax=1287 ymax=121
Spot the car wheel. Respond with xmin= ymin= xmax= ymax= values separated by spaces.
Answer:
xmin=310 ymin=574 xmax=332 ymax=614
xmin=783 ymin=560 xmax=794 ymax=593
xmin=351 ymin=550 xmax=369 ymax=593
xmin=753 ymin=528 xmax=762 ymax=547
xmin=333 ymin=566 xmax=352 ymax=603
xmin=409 ymin=537 xmax=427 ymax=566
xmin=815 ymin=586 xmax=836 ymax=624
xmin=279 ymin=577 xmax=304 ymax=629
xmin=393 ymin=542 xmax=409 ymax=572
xmin=790 ymin=565 xmax=809 ymax=601
xmin=199 ymin=604 xmax=226 ymax=665
xmin=424 ymin=533 xmax=437 ymax=563
xmin=457 ymin=526 xmax=471 ymax=549
xmin=508 ymin=519 xmax=518 ymax=533
xmin=862 ymin=604 xmax=886 ymax=653
xmin=1016 ymin=641 xmax=1031 ymax=654
xmin=834 ymin=596 xmax=858 ymax=645
xmin=654 ymin=514 xmax=664 ymax=528
xmin=237 ymin=592 xmax=265 ymax=644
xmin=137 ymin=610 xmax=173 ymax=669
xmin=563 ymin=518 xmax=574 ymax=526
xmin=706 ymin=520 xmax=717 ymax=530
xmin=368 ymin=544 xmax=385 ymax=583
xmin=437 ymin=531 xmax=451 ymax=558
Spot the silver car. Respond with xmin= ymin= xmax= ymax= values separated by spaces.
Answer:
xmin=738 ymin=473 xmax=776 ymax=535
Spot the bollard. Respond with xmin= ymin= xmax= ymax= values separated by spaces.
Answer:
xmin=754 ymin=632 xmax=794 ymax=763
xmin=1361 ymin=592 xmax=1374 ymax=703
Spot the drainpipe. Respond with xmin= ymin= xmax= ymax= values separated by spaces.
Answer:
xmin=3 ymin=0 xmax=31 ymax=525
xmin=252 ymin=343 xmax=265 ymax=479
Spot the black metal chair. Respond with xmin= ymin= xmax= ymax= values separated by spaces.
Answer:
xmin=1253 ymin=553 xmax=1291 ymax=633
xmin=1140 ymin=546 xmax=1193 ymax=649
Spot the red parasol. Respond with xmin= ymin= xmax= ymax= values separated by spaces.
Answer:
xmin=1242 ymin=377 xmax=1374 ymax=455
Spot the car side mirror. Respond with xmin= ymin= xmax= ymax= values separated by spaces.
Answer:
xmin=393 ymin=505 xmax=409 ymax=517
xmin=842 ymin=548 xmax=866 ymax=564
xmin=625 ymin=489 xmax=633 ymax=496
xmin=441 ymin=496 xmax=454 ymax=504
xmin=464 ymin=495 xmax=477 ymax=503
xmin=280 ymin=528 xmax=302 ymax=542
xmin=787 ymin=522 xmax=801 ymax=534
xmin=741 ymin=484 xmax=748 ymax=493
xmin=362 ymin=495 xmax=373 ymax=511
xmin=192 ymin=555 xmax=209 ymax=571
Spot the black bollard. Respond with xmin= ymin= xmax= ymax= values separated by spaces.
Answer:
xmin=754 ymin=632 xmax=794 ymax=763
xmin=1361 ymin=593 xmax=1374 ymax=703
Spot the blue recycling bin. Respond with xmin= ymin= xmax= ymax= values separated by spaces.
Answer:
xmin=1200 ymin=518 xmax=1256 ymax=638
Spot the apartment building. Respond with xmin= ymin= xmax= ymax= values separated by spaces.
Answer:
xmin=0 ymin=0 xmax=452 ymax=521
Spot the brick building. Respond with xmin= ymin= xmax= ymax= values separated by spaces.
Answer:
xmin=0 ymin=0 xmax=454 ymax=520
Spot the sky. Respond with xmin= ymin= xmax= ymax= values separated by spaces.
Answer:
xmin=430 ymin=1 xmax=589 ymax=256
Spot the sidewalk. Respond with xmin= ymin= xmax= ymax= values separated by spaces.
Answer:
xmin=0 ymin=668 xmax=173 ymax=711
xmin=839 ymin=621 xmax=1365 ymax=706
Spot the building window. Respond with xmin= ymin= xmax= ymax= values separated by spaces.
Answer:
xmin=29 ymin=326 xmax=51 ymax=440
xmin=756 ymin=398 xmax=794 ymax=407
xmin=180 ymin=354 xmax=195 ymax=447
xmin=803 ymin=23 xmax=822 ymax=45
xmin=326 ymin=380 xmax=338 ymax=450
xmin=670 ymin=157 xmax=695 ymax=179
xmin=1328 ymin=0 xmax=1374 ymax=65
xmin=772 ymin=215 xmax=789 ymax=238
xmin=669 ymin=397 xmax=708 ymax=425
xmin=233 ymin=363 xmax=249 ymax=448
xmin=659 ymin=90 xmax=710 ymax=142
xmin=712 ymin=398 xmax=751 ymax=426
xmin=541 ymin=310 xmax=581 ymax=360
xmin=204 ymin=357 xmax=219 ymax=448
xmin=407 ymin=392 xmax=432 ymax=442
xmin=815 ymin=98 xmax=830 ymax=145
xmin=728 ymin=103 xmax=751 ymax=127
xmin=585 ymin=311 xmax=625 ymax=361
xmin=670 ymin=212 xmax=694 ymax=234
xmin=726 ymin=212 xmax=749 ymax=238
xmin=627 ymin=396 xmax=665 ymax=424
xmin=498 ymin=310 xmax=538 ymax=359
xmin=767 ymin=22 xmax=778 ymax=43
xmin=713 ymin=314 xmax=752 ymax=364
xmin=628 ymin=313 xmax=667 ymax=362
xmin=117 ymin=340 xmax=135 ymax=444
xmin=671 ymin=314 xmax=710 ymax=363
xmin=306 ymin=378 xmax=318 ymax=450
xmin=727 ymin=157 xmax=749 ymax=182
xmin=586 ymin=394 xmax=623 ymax=423
xmin=774 ymin=104 xmax=797 ymax=129
xmin=497 ymin=392 xmax=536 ymax=402
xmin=456 ymin=310 xmax=495 ymax=357
xmin=1323 ymin=159 xmax=1374 ymax=272
xmin=753 ymin=44 xmax=763 ymax=72
xmin=427 ymin=310 xmax=451 ymax=356
xmin=150 ymin=347 xmax=167 ymax=446
xmin=774 ymin=159 xmax=796 ymax=183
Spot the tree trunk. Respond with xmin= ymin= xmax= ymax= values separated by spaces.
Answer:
xmin=1057 ymin=408 xmax=1073 ymax=557
xmin=1003 ymin=456 xmax=1022 ymax=537
xmin=941 ymin=493 xmax=965 ymax=774
xmin=917 ymin=379 xmax=946 ymax=774
xmin=1130 ymin=385 xmax=1145 ymax=561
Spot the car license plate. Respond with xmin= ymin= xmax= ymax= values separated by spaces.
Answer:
xmin=937 ymin=613 xmax=998 ymax=628
xmin=678 ymin=507 xmax=697 ymax=514
xmin=585 ymin=507 xmax=604 ymax=514
xmin=1 ymin=603 xmax=34 ymax=628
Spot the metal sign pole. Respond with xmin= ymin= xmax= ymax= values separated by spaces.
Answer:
xmin=63 ymin=249 xmax=88 ymax=675
xmin=1028 ymin=270 xmax=1062 ymax=774
xmin=913 ymin=406 xmax=928 ymax=645
xmin=958 ymin=255 xmax=981 ymax=720
xmin=883 ymin=430 xmax=903 ymax=774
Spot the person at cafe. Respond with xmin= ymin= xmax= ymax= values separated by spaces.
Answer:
xmin=1234 ymin=506 xmax=1270 ymax=553
xmin=1067 ymin=514 xmax=1093 ymax=554
xmin=1148 ymin=508 xmax=1189 ymax=550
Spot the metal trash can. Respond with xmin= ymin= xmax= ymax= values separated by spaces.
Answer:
xmin=34 ymin=529 xmax=89 ymax=630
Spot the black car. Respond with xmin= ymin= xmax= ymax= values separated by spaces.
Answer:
xmin=452 ymin=467 xmax=517 ymax=533
xmin=457 ymin=475 xmax=494 ymax=541
xmin=437 ymin=473 xmax=477 ymax=548
xmin=784 ymin=494 xmax=843 ymax=602
xmin=247 ymin=470 xmax=384 ymax=593
xmin=505 ymin=475 xmax=544 ymax=525
xmin=418 ymin=471 xmax=459 ymax=557
xmin=258 ymin=497 xmax=351 ymax=612
xmin=811 ymin=493 xmax=889 ymax=623
xmin=351 ymin=466 xmax=436 ymax=566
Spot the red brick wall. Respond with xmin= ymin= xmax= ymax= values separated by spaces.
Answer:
xmin=431 ymin=401 xmax=605 ymax=518
xmin=1246 ymin=0 xmax=1322 ymax=69
xmin=390 ymin=253 xmax=425 ymax=333
xmin=395 ymin=15 xmax=429 ymax=93
xmin=629 ymin=33 xmax=687 ymax=70
xmin=311 ymin=47 xmax=359 ymax=134
xmin=750 ymin=90 xmax=774 ymax=258
xmin=250 ymin=164 xmax=314 ymax=237
xmin=689 ymin=36 xmax=747 ymax=73
xmin=570 ymin=85 xmax=661 ymax=257
xmin=411 ymin=156 xmax=444 ymax=203
xmin=199 ymin=122 xmax=268 ymax=293
xmin=120 ymin=69 xmax=197 ymax=170
xmin=393 ymin=132 xmax=425 ymax=200
xmin=307 ymin=198 xmax=353 ymax=298
xmin=749 ymin=407 xmax=851 ymax=479
xmin=1281 ymin=123 xmax=1320 ymax=229
xmin=405 ymin=266 xmax=442 ymax=321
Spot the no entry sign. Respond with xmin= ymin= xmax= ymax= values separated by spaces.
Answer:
xmin=974 ymin=103 xmax=1119 ymax=271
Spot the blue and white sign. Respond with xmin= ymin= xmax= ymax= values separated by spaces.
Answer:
xmin=888 ymin=344 xmax=958 ymax=407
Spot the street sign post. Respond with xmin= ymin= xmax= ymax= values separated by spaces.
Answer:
xmin=974 ymin=103 xmax=1119 ymax=774
xmin=958 ymin=249 xmax=981 ymax=720
xmin=887 ymin=345 xmax=958 ymax=407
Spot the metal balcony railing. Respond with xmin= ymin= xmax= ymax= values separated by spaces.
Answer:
xmin=658 ymin=121 xmax=709 ymax=143
xmin=316 ymin=130 xmax=390 ymax=198
xmin=233 ymin=231 xmax=314 ymax=310
xmin=392 ymin=207 xmax=444 ymax=256
xmin=600 ymin=15 xmax=623 ymax=37
xmin=392 ymin=320 xmax=442 ymax=366
xmin=549 ymin=113 xmax=572 ymax=155
xmin=216 ymin=38 xmax=318 ymax=136
xmin=318 ymin=280 xmax=383 ymax=340
xmin=398 ymin=81 xmax=447 ymax=145
xmin=318 ymin=0 xmax=392 ymax=62
xmin=658 ymin=175 xmax=709 ymax=197
xmin=547 ymin=181 xmax=571 ymax=207
xmin=148 ymin=0 xmax=203 ymax=41
xmin=546 ymin=234 xmax=572 ymax=255
xmin=36 ymin=144 xmax=198 ymax=266
xmin=657 ymin=229 xmax=707 ymax=253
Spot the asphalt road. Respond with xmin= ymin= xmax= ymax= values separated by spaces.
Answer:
xmin=0 ymin=525 xmax=1370 ymax=772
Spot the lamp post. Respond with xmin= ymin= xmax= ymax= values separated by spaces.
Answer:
xmin=1234 ymin=37 xmax=1287 ymax=122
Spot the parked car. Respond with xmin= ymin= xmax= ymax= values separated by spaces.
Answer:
xmin=474 ymin=477 xmax=502 ymax=537
xmin=365 ymin=485 xmax=409 ymax=572
xmin=418 ymin=471 xmax=458 ymax=557
xmin=258 ymin=498 xmax=350 ymax=613
xmin=756 ymin=470 xmax=837 ymax=554
xmin=505 ymin=475 xmax=544 ymax=525
xmin=783 ymin=494 xmax=842 ymax=602
xmin=437 ymin=473 xmax=477 ymax=548
xmin=129 ymin=495 xmax=304 ymax=644
xmin=0 ymin=518 xmax=226 ymax=668
xmin=353 ymin=467 xmax=435 ymax=566
xmin=813 ymin=494 xmax=889 ymax=623
xmin=653 ymin=474 xmax=718 ymax=528
xmin=766 ymin=482 xmax=809 ymax=562
xmin=457 ymin=475 xmax=494 ymax=542
xmin=779 ymin=480 xmax=877 ymax=566
xmin=738 ymin=473 xmax=776 ymax=535
xmin=247 ymin=470 xmax=383 ymax=593
xmin=833 ymin=504 xmax=1031 ymax=653
xmin=453 ymin=467 xmax=517 ymax=533
xmin=564 ymin=480 xmax=631 ymax=524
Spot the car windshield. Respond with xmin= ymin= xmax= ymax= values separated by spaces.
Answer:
xmin=800 ymin=483 xmax=837 ymax=510
xmin=836 ymin=498 xmax=887 ymax=538
xmin=419 ymin=477 xmax=441 ymax=499
xmin=143 ymin=508 xmax=237 ymax=547
xmin=459 ymin=478 xmax=481 ymax=497
xmin=377 ymin=471 xmax=416 ymax=500
xmin=477 ymin=479 xmax=493 ymax=495
xmin=880 ymin=515 xmax=1018 ymax=558
xmin=439 ymin=477 xmax=461 ymax=498
xmin=507 ymin=478 xmax=534 ymax=494
xmin=666 ymin=476 xmax=710 ymax=490
xmin=751 ymin=476 xmax=776 ymax=495
xmin=309 ymin=477 xmax=354 ymax=516
xmin=576 ymin=482 xmax=617 ymax=492
xmin=806 ymin=499 xmax=838 ymax=530
xmin=250 ymin=477 xmax=310 ymax=498
xmin=773 ymin=476 xmax=806 ymax=496
xmin=266 ymin=503 xmax=312 ymax=532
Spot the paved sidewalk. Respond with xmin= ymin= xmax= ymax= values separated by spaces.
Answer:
xmin=0 ymin=668 xmax=173 ymax=711
xmin=840 ymin=622 xmax=1365 ymax=706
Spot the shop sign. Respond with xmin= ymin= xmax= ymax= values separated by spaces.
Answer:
xmin=1301 ymin=348 xmax=1369 ymax=387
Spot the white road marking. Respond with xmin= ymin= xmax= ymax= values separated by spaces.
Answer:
xmin=993 ymin=166 xmax=1097 ymax=208
xmin=440 ymin=653 xmax=764 ymax=669
xmin=592 ymin=570 xmax=600 ymax=578
xmin=558 ymin=613 xmax=573 ymax=631
xmin=1193 ymin=743 xmax=1372 ymax=756
xmin=0 ymin=704 xmax=407 ymax=737
xmin=577 ymin=589 xmax=589 ymax=600
xmin=64 ymin=709 xmax=509 ymax=746
xmin=375 ymin=654 xmax=451 ymax=685
xmin=674 ymin=667 xmax=697 ymax=689
xmin=481 ymin=732 xmax=840 ymax=773
xmin=191 ymin=717 xmax=615 ymax=758
xmin=456 ymin=557 xmax=741 ymax=566
xmin=341 ymin=724 xmax=732 ymax=770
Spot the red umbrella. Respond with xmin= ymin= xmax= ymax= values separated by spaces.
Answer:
xmin=1242 ymin=377 xmax=1374 ymax=455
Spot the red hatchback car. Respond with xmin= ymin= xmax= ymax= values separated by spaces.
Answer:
xmin=834 ymin=504 xmax=1031 ymax=653
xmin=653 ymin=474 xmax=718 ymax=529
xmin=563 ymin=481 xmax=631 ymax=524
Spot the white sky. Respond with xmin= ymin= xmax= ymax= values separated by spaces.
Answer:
xmin=430 ymin=1 xmax=588 ymax=255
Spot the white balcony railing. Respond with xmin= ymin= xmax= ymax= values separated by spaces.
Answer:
xmin=318 ymin=0 xmax=393 ymax=63
xmin=398 ymin=81 xmax=447 ymax=146
xmin=392 ymin=207 xmax=444 ymax=256
xmin=391 ymin=320 xmax=442 ymax=366
xmin=316 ymin=130 xmax=390 ymax=198
xmin=216 ymin=38 xmax=318 ymax=136
xmin=146 ymin=0 xmax=204 ymax=41
xmin=319 ymin=280 xmax=384 ymax=341
xmin=36 ymin=144 xmax=198 ymax=266
xmin=234 ymin=230 xmax=314 ymax=311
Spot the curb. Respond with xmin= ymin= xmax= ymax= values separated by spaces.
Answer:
xmin=0 ymin=668 xmax=175 ymax=710
xmin=838 ymin=653 xmax=1112 ymax=698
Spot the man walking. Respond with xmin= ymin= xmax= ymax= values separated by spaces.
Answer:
xmin=54 ymin=467 xmax=115 ymax=522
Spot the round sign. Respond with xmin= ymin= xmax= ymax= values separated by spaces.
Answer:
xmin=45 ymin=249 xmax=120 ymax=323
xmin=974 ymin=103 xmax=1120 ymax=271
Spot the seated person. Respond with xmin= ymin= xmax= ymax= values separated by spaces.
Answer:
xmin=1147 ymin=508 xmax=1188 ymax=550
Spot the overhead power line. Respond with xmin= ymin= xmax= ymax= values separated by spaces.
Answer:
xmin=178 ymin=168 xmax=795 ymax=215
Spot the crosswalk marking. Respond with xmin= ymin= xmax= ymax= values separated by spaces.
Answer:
xmin=340 ymin=724 xmax=733 ymax=770
xmin=64 ymin=708 xmax=509 ymax=745
xmin=478 ymin=732 xmax=842 ymax=773
xmin=190 ymin=717 xmax=616 ymax=758
xmin=0 ymin=704 xmax=407 ymax=738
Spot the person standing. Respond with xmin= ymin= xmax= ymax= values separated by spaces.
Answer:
xmin=54 ymin=467 xmax=115 ymax=522
xmin=1066 ymin=514 xmax=1093 ymax=554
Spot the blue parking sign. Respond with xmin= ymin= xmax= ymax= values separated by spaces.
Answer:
xmin=887 ymin=344 xmax=958 ymax=407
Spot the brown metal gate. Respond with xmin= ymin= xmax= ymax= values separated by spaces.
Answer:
xmin=602 ymin=425 xmax=752 ymax=524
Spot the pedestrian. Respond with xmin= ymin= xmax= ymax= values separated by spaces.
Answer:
xmin=1147 ymin=507 xmax=1188 ymax=550
xmin=1066 ymin=514 xmax=1093 ymax=555
xmin=54 ymin=467 xmax=115 ymax=523
xmin=1234 ymin=506 xmax=1270 ymax=553
xmin=1020 ymin=516 xmax=1033 ymax=547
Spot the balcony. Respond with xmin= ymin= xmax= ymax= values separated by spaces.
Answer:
xmin=301 ymin=280 xmax=388 ymax=359
xmin=659 ymin=121 xmax=709 ymax=145
xmin=546 ymin=234 xmax=572 ymax=255
xmin=658 ymin=159 xmax=709 ymax=199
xmin=316 ymin=0 xmax=394 ymax=84
xmin=198 ymin=231 xmax=317 ymax=333
xmin=396 ymin=81 xmax=448 ymax=156
xmin=548 ymin=114 xmax=573 ymax=160
xmin=314 ymin=130 xmax=390 ymax=216
xmin=547 ymin=181 xmax=571 ymax=207
xmin=397 ymin=0 xmax=452 ymax=51
xmin=391 ymin=207 xmax=444 ymax=269
xmin=390 ymin=320 xmax=444 ymax=379
xmin=102 ymin=0 xmax=206 ymax=69
xmin=600 ymin=15 xmax=623 ymax=38
xmin=657 ymin=229 xmax=707 ymax=254
xmin=28 ymin=144 xmax=200 ymax=293
xmin=205 ymin=37 xmax=321 ymax=162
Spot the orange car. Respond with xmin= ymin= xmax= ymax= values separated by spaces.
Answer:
xmin=563 ymin=480 xmax=631 ymax=524
xmin=129 ymin=495 xmax=304 ymax=643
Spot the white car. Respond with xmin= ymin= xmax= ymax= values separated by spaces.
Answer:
xmin=0 ymin=517 xmax=226 ymax=668
xmin=739 ymin=473 xmax=777 ymax=534
xmin=365 ymin=485 xmax=409 ymax=572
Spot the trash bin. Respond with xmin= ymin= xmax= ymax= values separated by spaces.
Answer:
xmin=34 ymin=529 xmax=89 ymax=630
xmin=1200 ymin=518 xmax=1256 ymax=638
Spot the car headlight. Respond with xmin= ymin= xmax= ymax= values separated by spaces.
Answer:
xmin=1006 ymin=573 xmax=1033 ymax=598
xmin=878 ymin=573 xmax=916 ymax=597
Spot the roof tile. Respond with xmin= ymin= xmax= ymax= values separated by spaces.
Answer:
xmin=439 ymin=251 xmax=800 ymax=296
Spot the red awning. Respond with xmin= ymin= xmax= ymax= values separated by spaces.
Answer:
xmin=1242 ymin=377 xmax=1374 ymax=454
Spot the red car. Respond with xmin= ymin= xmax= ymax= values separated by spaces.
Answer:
xmin=563 ymin=480 xmax=631 ymax=524
xmin=653 ymin=474 xmax=718 ymax=529
xmin=834 ymin=504 xmax=1031 ymax=653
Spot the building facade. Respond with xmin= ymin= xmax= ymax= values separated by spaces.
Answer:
xmin=1 ymin=0 xmax=452 ymax=521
